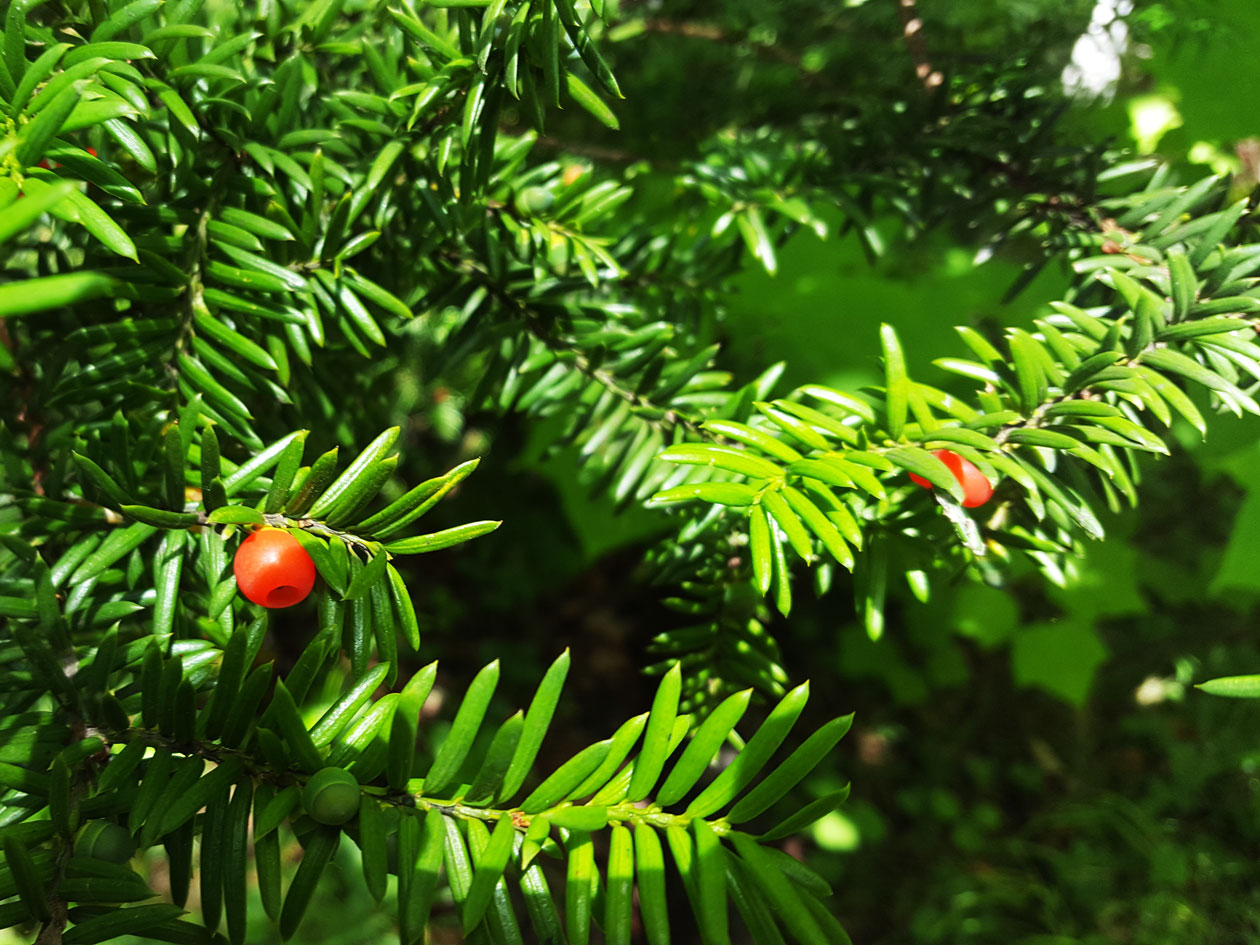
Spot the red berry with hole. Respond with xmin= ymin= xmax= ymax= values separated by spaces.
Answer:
xmin=909 ymin=449 xmax=994 ymax=508
xmin=233 ymin=527 xmax=316 ymax=608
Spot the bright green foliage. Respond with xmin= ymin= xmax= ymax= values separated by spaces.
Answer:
xmin=2 ymin=0 xmax=1260 ymax=942
xmin=0 ymin=637 xmax=849 ymax=943
xmin=649 ymin=184 xmax=1260 ymax=625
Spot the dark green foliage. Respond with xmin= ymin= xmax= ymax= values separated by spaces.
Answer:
xmin=2 ymin=0 xmax=1260 ymax=942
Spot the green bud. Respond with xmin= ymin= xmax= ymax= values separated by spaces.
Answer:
xmin=303 ymin=767 xmax=360 ymax=826
xmin=75 ymin=821 xmax=136 ymax=863
xmin=514 ymin=186 xmax=555 ymax=216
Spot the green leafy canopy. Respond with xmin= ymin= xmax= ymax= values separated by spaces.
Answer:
xmin=2 ymin=0 xmax=1260 ymax=942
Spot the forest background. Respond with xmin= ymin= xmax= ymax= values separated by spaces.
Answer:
xmin=4 ymin=0 xmax=1260 ymax=943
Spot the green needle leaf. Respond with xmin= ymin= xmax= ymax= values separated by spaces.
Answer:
xmin=279 ymin=827 xmax=339 ymax=940
xmin=565 ymin=831 xmax=596 ymax=945
xmin=423 ymin=660 xmax=500 ymax=795
xmin=383 ymin=520 xmax=502 ymax=554
xmin=727 ymin=832 xmax=829 ymax=945
xmin=462 ymin=813 xmax=516 ymax=933
xmin=692 ymin=819 xmax=730 ymax=945
xmin=62 ymin=905 xmax=188 ymax=945
xmin=343 ymin=546 xmax=389 ymax=601
xmin=687 ymin=682 xmax=810 ymax=818
xmin=626 ymin=663 xmax=682 ymax=803
xmin=308 ymin=427 xmax=400 ymax=519
xmin=635 ymin=823 xmax=671 ymax=945
xmin=499 ymin=648 xmax=570 ymax=802
xmin=1196 ymin=675 xmax=1260 ymax=698
xmin=310 ymin=662 xmax=392 ymax=748
xmin=727 ymin=714 xmax=854 ymax=824
xmin=359 ymin=796 xmax=388 ymax=902
xmin=656 ymin=689 xmax=751 ymax=807
xmin=521 ymin=740 xmax=612 ymax=813
xmin=465 ymin=711 xmax=523 ymax=804
xmin=604 ymin=824 xmax=634 ymax=945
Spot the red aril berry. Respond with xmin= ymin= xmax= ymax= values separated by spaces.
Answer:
xmin=233 ymin=526 xmax=316 ymax=608
xmin=909 ymin=449 xmax=994 ymax=508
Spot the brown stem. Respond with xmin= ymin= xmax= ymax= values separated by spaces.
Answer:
xmin=894 ymin=0 xmax=943 ymax=90
xmin=34 ymin=901 xmax=67 ymax=945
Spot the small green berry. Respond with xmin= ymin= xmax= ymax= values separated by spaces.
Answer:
xmin=75 ymin=821 xmax=135 ymax=863
xmin=514 ymin=186 xmax=555 ymax=216
xmin=303 ymin=767 xmax=360 ymax=826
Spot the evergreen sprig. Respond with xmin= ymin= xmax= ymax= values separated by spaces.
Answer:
xmin=646 ymin=174 xmax=1260 ymax=638
xmin=1 ymin=617 xmax=852 ymax=944
xmin=2 ymin=0 xmax=1259 ymax=941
